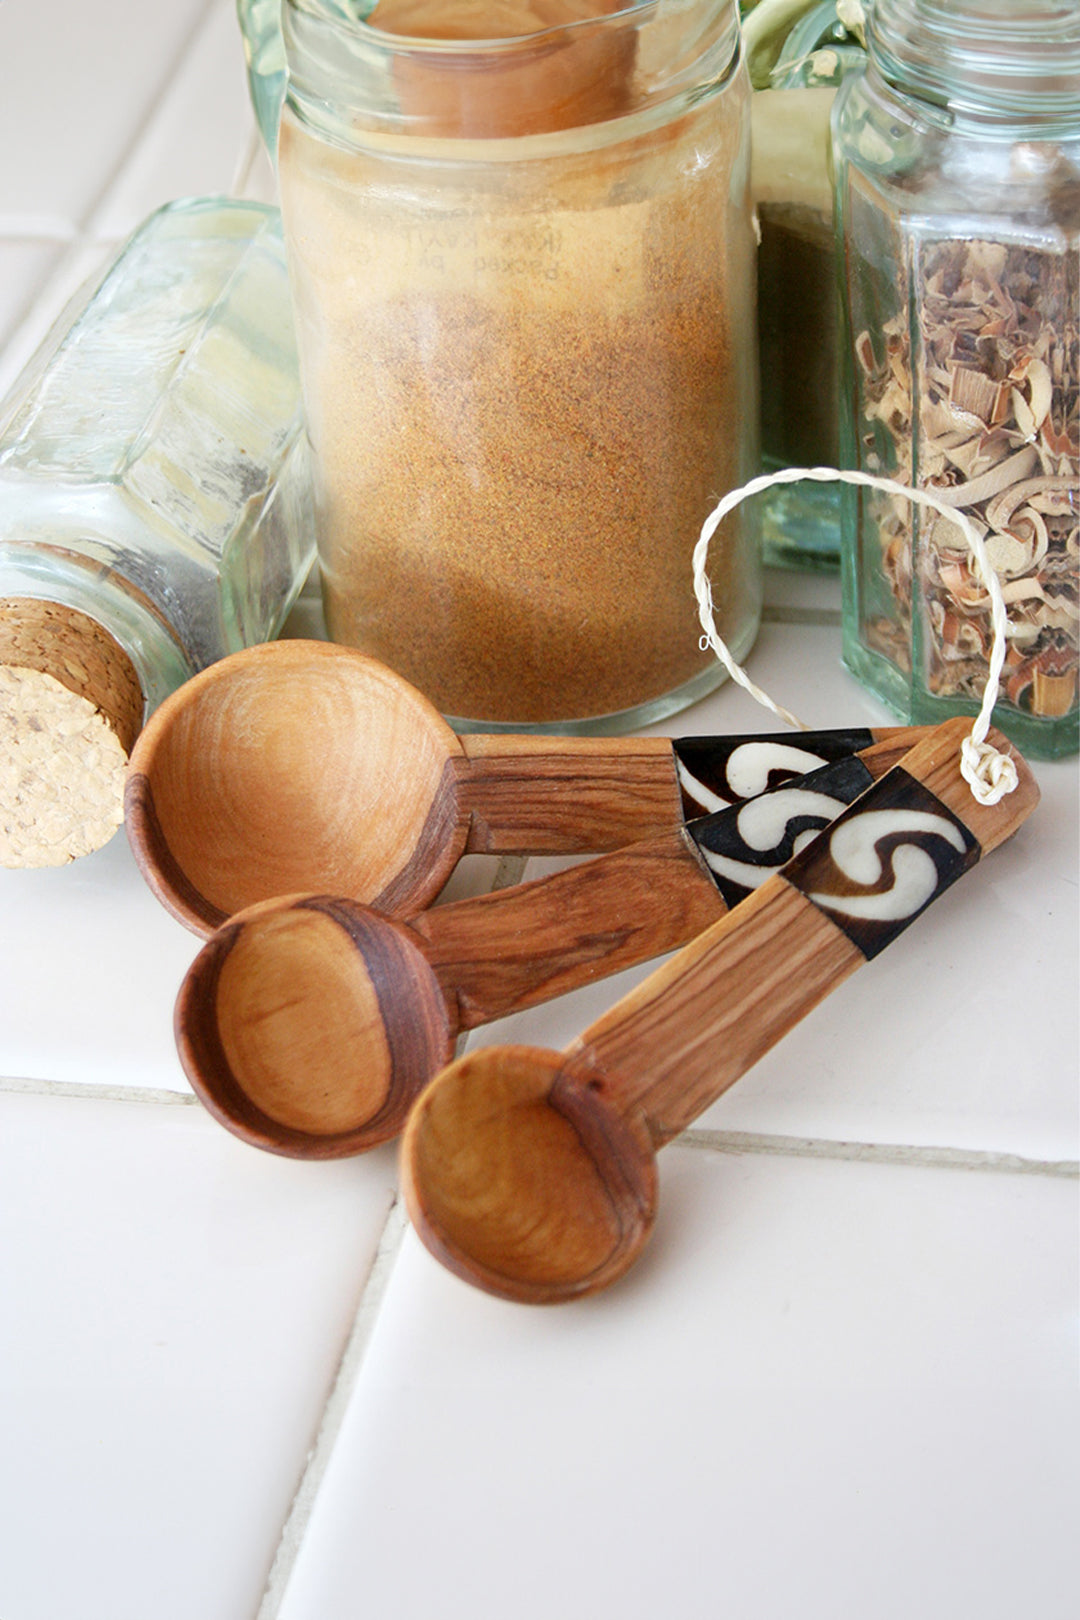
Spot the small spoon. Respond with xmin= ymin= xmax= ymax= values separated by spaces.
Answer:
xmin=174 ymin=736 xmax=916 ymax=1156
xmin=124 ymin=638 xmax=921 ymax=936
xmin=400 ymin=718 xmax=1040 ymax=1304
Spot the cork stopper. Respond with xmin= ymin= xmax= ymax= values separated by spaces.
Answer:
xmin=0 ymin=597 xmax=145 ymax=869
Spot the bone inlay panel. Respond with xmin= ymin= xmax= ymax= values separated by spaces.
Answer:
xmin=690 ymin=753 xmax=875 ymax=907
xmin=674 ymin=728 xmax=876 ymax=817
xmin=781 ymin=767 xmax=980 ymax=959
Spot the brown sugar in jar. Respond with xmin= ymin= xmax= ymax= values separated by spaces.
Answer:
xmin=278 ymin=0 xmax=761 ymax=729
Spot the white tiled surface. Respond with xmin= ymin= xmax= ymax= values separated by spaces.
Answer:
xmin=1 ymin=5 xmax=1077 ymax=1616
xmin=275 ymin=1155 xmax=1078 ymax=1620
xmin=0 ymin=1089 xmax=399 ymax=1620
xmin=0 ymin=0 xmax=212 ymax=223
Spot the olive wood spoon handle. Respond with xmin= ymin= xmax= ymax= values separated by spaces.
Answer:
xmin=174 ymin=736 xmax=908 ymax=1157
xmin=124 ymin=637 xmax=924 ymax=936
xmin=457 ymin=722 xmax=924 ymax=850
xmin=401 ymin=718 xmax=1040 ymax=1304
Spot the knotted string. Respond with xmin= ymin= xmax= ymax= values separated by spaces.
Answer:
xmin=692 ymin=466 xmax=1020 ymax=806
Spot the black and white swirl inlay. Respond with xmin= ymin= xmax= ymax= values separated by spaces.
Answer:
xmin=689 ymin=753 xmax=875 ymax=909
xmin=674 ymin=728 xmax=876 ymax=819
xmin=782 ymin=768 xmax=980 ymax=958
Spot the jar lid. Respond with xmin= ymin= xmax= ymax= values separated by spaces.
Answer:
xmin=868 ymin=0 xmax=1080 ymax=127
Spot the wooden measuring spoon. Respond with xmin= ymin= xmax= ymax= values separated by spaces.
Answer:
xmin=400 ymin=718 xmax=1040 ymax=1304
xmin=124 ymin=637 xmax=921 ymax=936
xmin=174 ymin=736 xmax=912 ymax=1157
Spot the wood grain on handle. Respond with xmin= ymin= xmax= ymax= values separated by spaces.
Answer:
xmin=411 ymin=826 xmax=726 ymax=1029
xmin=564 ymin=718 xmax=1039 ymax=1144
xmin=127 ymin=628 xmax=933 ymax=939
xmin=174 ymin=741 xmax=913 ymax=1162
xmin=564 ymin=877 xmax=863 ymax=1144
xmin=412 ymin=736 xmax=916 ymax=1029
xmin=455 ymin=734 xmax=684 ymax=854
xmin=401 ymin=718 xmax=1040 ymax=1302
xmin=453 ymin=727 xmax=933 ymax=855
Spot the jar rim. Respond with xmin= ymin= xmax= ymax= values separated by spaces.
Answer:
xmin=868 ymin=0 xmax=1080 ymax=125
xmin=288 ymin=0 xmax=651 ymax=55
xmin=281 ymin=0 xmax=743 ymax=146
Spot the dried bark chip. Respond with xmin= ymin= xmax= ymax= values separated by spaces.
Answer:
xmin=858 ymin=232 xmax=1077 ymax=720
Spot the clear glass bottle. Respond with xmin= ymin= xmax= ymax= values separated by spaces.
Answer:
xmin=237 ymin=0 xmax=290 ymax=155
xmin=833 ymin=0 xmax=1079 ymax=759
xmin=276 ymin=0 xmax=761 ymax=732
xmin=0 ymin=197 xmax=315 ymax=866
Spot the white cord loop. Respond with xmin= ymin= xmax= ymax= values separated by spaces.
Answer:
xmin=692 ymin=465 xmax=1019 ymax=805
xmin=959 ymin=735 xmax=1019 ymax=805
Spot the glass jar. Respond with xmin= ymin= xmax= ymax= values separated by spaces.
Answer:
xmin=747 ymin=0 xmax=867 ymax=569
xmin=0 ymin=198 xmax=314 ymax=866
xmin=833 ymin=0 xmax=1079 ymax=759
xmin=237 ymin=0 xmax=290 ymax=154
xmin=277 ymin=0 xmax=761 ymax=732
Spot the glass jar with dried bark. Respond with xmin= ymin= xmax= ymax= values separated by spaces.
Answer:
xmin=833 ymin=0 xmax=1079 ymax=759
xmin=277 ymin=0 xmax=760 ymax=732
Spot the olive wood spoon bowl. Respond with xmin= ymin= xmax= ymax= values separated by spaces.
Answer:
xmin=400 ymin=718 xmax=1040 ymax=1304
xmin=175 ymin=735 xmax=911 ymax=1156
xmin=125 ymin=638 xmax=922 ymax=936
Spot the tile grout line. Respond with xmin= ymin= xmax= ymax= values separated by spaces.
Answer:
xmin=491 ymin=853 xmax=529 ymax=890
xmin=78 ymin=0 xmax=226 ymax=239
xmin=0 ymin=219 xmax=80 ymax=244
xmin=680 ymin=1127 xmax=1079 ymax=1178
xmin=0 ymin=0 xmax=225 ymax=353
xmin=254 ymin=1195 xmax=410 ymax=1620
xmin=0 ymin=1074 xmax=198 ymax=1105
xmin=2 ymin=1076 xmax=1075 ymax=1178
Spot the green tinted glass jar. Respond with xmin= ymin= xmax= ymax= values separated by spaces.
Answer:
xmin=833 ymin=0 xmax=1079 ymax=759
xmin=276 ymin=0 xmax=761 ymax=733
xmin=748 ymin=0 xmax=867 ymax=570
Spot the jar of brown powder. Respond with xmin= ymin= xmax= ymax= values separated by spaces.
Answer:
xmin=278 ymin=0 xmax=760 ymax=730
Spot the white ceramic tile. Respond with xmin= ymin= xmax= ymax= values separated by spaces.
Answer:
xmin=0 ymin=238 xmax=115 ymax=401
xmin=280 ymin=561 xmax=328 ymax=642
xmin=236 ymin=128 xmax=281 ymax=206
xmin=89 ymin=0 xmax=259 ymax=240
xmin=0 ymin=1088 xmax=399 ymax=1620
xmin=0 ymin=827 xmax=202 ymax=1090
xmin=764 ymin=559 xmax=843 ymax=617
xmin=0 ymin=238 xmax=65 ymax=353
xmin=271 ymin=1145 xmax=1079 ymax=1620
xmin=0 ymin=212 xmax=80 ymax=240
xmin=641 ymin=615 xmax=895 ymax=738
xmin=0 ymin=0 xmax=215 ymax=225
